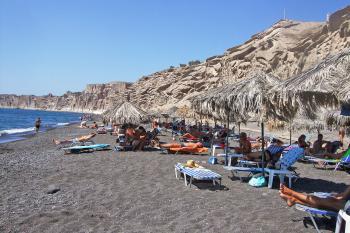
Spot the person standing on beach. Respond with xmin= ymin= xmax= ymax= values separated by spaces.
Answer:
xmin=35 ymin=117 xmax=41 ymax=133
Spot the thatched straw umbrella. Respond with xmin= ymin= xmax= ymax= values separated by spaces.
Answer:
xmin=192 ymin=71 xmax=283 ymax=171
xmin=272 ymin=49 xmax=350 ymax=113
xmin=103 ymin=102 xmax=149 ymax=125
xmin=269 ymin=49 xmax=350 ymax=141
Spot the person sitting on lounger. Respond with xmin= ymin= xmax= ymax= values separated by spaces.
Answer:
xmin=90 ymin=122 xmax=98 ymax=129
xmin=132 ymin=126 xmax=147 ymax=151
xmin=233 ymin=132 xmax=252 ymax=154
xmin=280 ymin=184 xmax=350 ymax=212
xmin=234 ymin=132 xmax=267 ymax=161
xmin=233 ymin=132 xmax=265 ymax=161
xmin=311 ymin=133 xmax=328 ymax=154
xmin=53 ymin=132 xmax=96 ymax=145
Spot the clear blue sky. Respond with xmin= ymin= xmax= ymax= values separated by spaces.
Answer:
xmin=0 ymin=0 xmax=349 ymax=95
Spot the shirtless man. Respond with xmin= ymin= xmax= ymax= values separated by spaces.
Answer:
xmin=53 ymin=132 xmax=96 ymax=145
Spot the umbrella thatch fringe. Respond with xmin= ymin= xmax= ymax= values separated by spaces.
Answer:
xmin=191 ymin=71 xmax=289 ymax=122
xmin=326 ymin=111 xmax=350 ymax=127
xmin=271 ymin=49 xmax=350 ymax=109
xmin=103 ymin=102 xmax=149 ymax=124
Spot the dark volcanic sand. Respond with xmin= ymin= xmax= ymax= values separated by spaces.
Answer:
xmin=0 ymin=125 xmax=349 ymax=233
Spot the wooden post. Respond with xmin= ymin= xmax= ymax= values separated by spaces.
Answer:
xmin=225 ymin=110 xmax=230 ymax=166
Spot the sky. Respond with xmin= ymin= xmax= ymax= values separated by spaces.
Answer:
xmin=0 ymin=0 xmax=349 ymax=96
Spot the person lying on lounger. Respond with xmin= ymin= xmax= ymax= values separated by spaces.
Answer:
xmin=160 ymin=142 xmax=203 ymax=149
xmin=314 ymin=147 xmax=350 ymax=160
xmin=53 ymin=133 xmax=96 ymax=145
xmin=279 ymin=184 xmax=350 ymax=212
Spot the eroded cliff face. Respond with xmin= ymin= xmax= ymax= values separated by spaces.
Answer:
xmin=1 ymin=6 xmax=350 ymax=113
xmin=0 ymin=82 xmax=132 ymax=114
xmin=130 ymin=6 xmax=350 ymax=112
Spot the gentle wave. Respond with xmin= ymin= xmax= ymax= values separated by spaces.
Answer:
xmin=57 ymin=122 xmax=70 ymax=126
xmin=0 ymin=127 xmax=35 ymax=136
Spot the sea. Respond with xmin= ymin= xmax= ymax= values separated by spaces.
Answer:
xmin=0 ymin=108 xmax=83 ymax=144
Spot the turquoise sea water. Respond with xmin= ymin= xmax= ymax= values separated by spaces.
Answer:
xmin=0 ymin=108 xmax=82 ymax=143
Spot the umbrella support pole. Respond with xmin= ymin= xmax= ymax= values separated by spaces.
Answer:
xmin=261 ymin=122 xmax=265 ymax=177
xmin=225 ymin=113 xmax=230 ymax=166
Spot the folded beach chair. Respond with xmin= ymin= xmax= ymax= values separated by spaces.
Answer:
xmin=223 ymin=147 xmax=304 ymax=188
xmin=174 ymin=163 xmax=222 ymax=187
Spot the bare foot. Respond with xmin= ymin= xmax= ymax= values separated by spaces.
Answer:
xmin=280 ymin=184 xmax=294 ymax=197
xmin=53 ymin=139 xmax=59 ymax=145
xmin=280 ymin=193 xmax=296 ymax=207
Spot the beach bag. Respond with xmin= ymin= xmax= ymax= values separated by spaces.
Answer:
xmin=248 ymin=174 xmax=267 ymax=187
xmin=208 ymin=156 xmax=218 ymax=165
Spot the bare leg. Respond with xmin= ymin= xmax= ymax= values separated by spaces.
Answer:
xmin=53 ymin=139 xmax=73 ymax=145
xmin=244 ymin=151 xmax=270 ymax=161
xmin=160 ymin=143 xmax=181 ymax=148
xmin=280 ymin=184 xmax=345 ymax=211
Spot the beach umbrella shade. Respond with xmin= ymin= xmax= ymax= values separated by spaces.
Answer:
xmin=191 ymin=71 xmax=284 ymax=172
xmin=271 ymin=49 xmax=350 ymax=113
xmin=103 ymin=102 xmax=149 ymax=125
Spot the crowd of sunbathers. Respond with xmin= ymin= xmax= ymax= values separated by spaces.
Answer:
xmin=111 ymin=122 xmax=160 ymax=151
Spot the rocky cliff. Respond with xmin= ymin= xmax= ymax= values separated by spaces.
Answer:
xmin=0 ymin=82 xmax=132 ymax=114
xmin=1 ymin=6 xmax=350 ymax=114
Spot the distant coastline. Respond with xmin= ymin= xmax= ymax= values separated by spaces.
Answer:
xmin=0 ymin=106 xmax=100 ymax=114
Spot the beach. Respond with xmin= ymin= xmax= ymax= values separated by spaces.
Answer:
xmin=1 ymin=125 xmax=349 ymax=233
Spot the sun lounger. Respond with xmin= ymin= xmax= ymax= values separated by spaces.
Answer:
xmin=174 ymin=163 xmax=222 ymax=187
xmin=216 ymin=153 xmax=244 ymax=165
xmin=223 ymin=147 xmax=304 ymax=188
xmin=295 ymin=204 xmax=338 ymax=233
xmin=62 ymin=144 xmax=110 ymax=154
xmin=295 ymin=192 xmax=342 ymax=233
xmin=335 ymin=209 xmax=350 ymax=233
xmin=305 ymin=153 xmax=350 ymax=170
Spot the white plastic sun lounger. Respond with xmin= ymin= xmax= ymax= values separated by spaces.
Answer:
xmin=295 ymin=192 xmax=346 ymax=233
xmin=305 ymin=154 xmax=350 ymax=170
xmin=216 ymin=153 xmax=244 ymax=165
xmin=174 ymin=163 xmax=222 ymax=187
xmin=223 ymin=147 xmax=304 ymax=188
xmin=295 ymin=203 xmax=338 ymax=233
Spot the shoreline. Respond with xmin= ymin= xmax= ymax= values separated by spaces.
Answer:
xmin=0 ymin=122 xmax=81 ymax=145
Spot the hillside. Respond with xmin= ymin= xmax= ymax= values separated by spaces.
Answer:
xmin=1 ymin=6 xmax=350 ymax=114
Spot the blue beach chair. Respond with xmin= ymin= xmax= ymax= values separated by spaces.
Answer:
xmin=174 ymin=163 xmax=222 ymax=187
xmin=295 ymin=193 xmax=350 ymax=233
